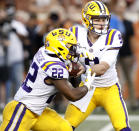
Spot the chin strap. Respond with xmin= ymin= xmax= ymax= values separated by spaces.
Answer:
xmin=47 ymin=53 xmax=65 ymax=62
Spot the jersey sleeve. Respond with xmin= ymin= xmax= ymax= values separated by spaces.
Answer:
xmin=105 ymin=29 xmax=123 ymax=48
xmin=41 ymin=61 xmax=69 ymax=79
xmin=69 ymin=25 xmax=87 ymax=43
xmin=100 ymin=29 xmax=123 ymax=66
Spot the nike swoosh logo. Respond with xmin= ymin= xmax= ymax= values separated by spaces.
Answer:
xmin=100 ymin=48 xmax=105 ymax=51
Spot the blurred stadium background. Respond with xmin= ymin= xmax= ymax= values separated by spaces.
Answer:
xmin=0 ymin=0 xmax=139 ymax=130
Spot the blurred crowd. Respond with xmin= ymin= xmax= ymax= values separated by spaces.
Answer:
xmin=0 ymin=0 xmax=139 ymax=111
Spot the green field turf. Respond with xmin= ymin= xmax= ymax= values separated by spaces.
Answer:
xmin=76 ymin=119 xmax=139 ymax=131
xmin=0 ymin=114 xmax=139 ymax=131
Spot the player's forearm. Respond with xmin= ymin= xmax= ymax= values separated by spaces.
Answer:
xmin=65 ymin=86 xmax=88 ymax=102
xmin=53 ymin=79 xmax=88 ymax=102
xmin=91 ymin=64 xmax=106 ymax=76
xmin=91 ymin=62 xmax=109 ymax=76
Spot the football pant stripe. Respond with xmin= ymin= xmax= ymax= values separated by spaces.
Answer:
xmin=8 ymin=104 xmax=24 ymax=131
xmin=116 ymin=83 xmax=129 ymax=127
xmin=13 ymin=106 xmax=26 ymax=131
xmin=5 ymin=102 xmax=21 ymax=131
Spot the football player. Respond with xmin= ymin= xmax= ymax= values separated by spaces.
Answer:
xmin=0 ymin=28 xmax=92 ymax=131
xmin=64 ymin=1 xmax=131 ymax=131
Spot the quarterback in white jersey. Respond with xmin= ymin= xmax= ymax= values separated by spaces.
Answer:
xmin=73 ymin=25 xmax=121 ymax=87
xmin=65 ymin=1 xmax=131 ymax=131
xmin=0 ymin=28 xmax=92 ymax=131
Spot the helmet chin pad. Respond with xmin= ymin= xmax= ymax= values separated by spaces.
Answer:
xmin=92 ymin=24 xmax=109 ymax=35
xmin=89 ymin=16 xmax=110 ymax=35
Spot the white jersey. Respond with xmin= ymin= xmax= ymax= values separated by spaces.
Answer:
xmin=70 ymin=25 xmax=123 ymax=87
xmin=14 ymin=46 xmax=69 ymax=115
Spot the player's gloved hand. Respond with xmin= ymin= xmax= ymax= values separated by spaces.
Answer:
xmin=79 ymin=48 xmax=95 ymax=59
xmin=81 ymin=66 xmax=92 ymax=90
xmin=78 ymin=48 xmax=99 ymax=66
xmin=82 ymin=50 xmax=95 ymax=60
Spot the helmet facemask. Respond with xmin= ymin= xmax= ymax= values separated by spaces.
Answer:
xmin=66 ymin=44 xmax=79 ymax=62
xmin=88 ymin=15 xmax=110 ymax=35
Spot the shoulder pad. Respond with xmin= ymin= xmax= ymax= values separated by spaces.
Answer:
xmin=105 ymin=29 xmax=123 ymax=48
xmin=69 ymin=26 xmax=78 ymax=40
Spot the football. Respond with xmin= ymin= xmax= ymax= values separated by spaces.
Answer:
xmin=68 ymin=62 xmax=80 ymax=77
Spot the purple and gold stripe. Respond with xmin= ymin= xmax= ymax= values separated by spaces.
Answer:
xmin=41 ymin=61 xmax=59 ymax=70
xmin=5 ymin=102 xmax=26 ymax=131
xmin=5 ymin=102 xmax=22 ymax=131
xmin=105 ymin=29 xmax=117 ymax=45
xmin=109 ymin=30 xmax=117 ymax=45
xmin=105 ymin=30 xmax=111 ymax=45
xmin=44 ymin=62 xmax=67 ymax=72
xmin=69 ymin=26 xmax=78 ymax=40
xmin=13 ymin=106 xmax=26 ymax=131
xmin=41 ymin=61 xmax=67 ymax=72
xmin=96 ymin=1 xmax=102 ymax=13
xmin=41 ymin=61 xmax=51 ymax=69
xmin=100 ymin=1 xmax=106 ymax=13
xmin=116 ymin=83 xmax=129 ymax=127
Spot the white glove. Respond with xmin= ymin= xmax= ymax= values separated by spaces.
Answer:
xmin=81 ymin=66 xmax=92 ymax=90
xmin=80 ymin=49 xmax=95 ymax=60
xmin=78 ymin=49 xmax=97 ymax=67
